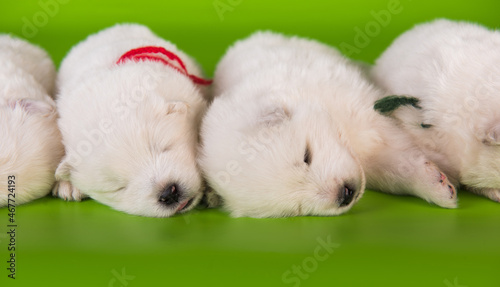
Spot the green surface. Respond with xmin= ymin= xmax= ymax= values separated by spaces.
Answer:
xmin=1 ymin=0 xmax=500 ymax=286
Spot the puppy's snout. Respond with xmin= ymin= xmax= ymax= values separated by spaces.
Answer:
xmin=338 ymin=183 xmax=356 ymax=207
xmin=159 ymin=184 xmax=181 ymax=206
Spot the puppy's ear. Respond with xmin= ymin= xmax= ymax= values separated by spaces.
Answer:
xmin=55 ymin=156 xmax=72 ymax=181
xmin=482 ymin=121 xmax=500 ymax=145
xmin=8 ymin=99 xmax=55 ymax=116
xmin=259 ymin=106 xmax=291 ymax=126
xmin=166 ymin=101 xmax=189 ymax=115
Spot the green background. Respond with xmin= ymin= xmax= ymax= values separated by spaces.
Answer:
xmin=1 ymin=0 xmax=500 ymax=286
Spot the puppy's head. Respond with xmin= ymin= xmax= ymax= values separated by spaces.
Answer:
xmin=0 ymin=35 xmax=57 ymax=95
xmin=56 ymin=70 xmax=205 ymax=217
xmin=0 ymin=98 xmax=63 ymax=205
xmin=200 ymin=94 xmax=365 ymax=218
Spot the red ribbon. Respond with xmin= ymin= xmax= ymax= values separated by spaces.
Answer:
xmin=116 ymin=46 xmax=212 ymax=86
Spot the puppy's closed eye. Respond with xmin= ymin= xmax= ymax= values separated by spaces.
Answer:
xmin=161 ymin=144 xmax=172 ymax=154
xmin=148 ymin=143 xmax=172 ymax=155
xmin=304 ymin=144 xmax=312 ymax=165
xmin=116 ymin=186 xmax=127 ymax=192
xmin=166 ymin=101 xmax=189 ymax=115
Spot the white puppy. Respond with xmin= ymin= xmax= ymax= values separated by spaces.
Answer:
xmin=199 ymin=31 xmax=457 ymax=218
xmin=0 ymin=35 xmax=63 ymax=207
xmin=371 ymin=19 xmax=500 ymax=202
xmin=54 ymin=24 xmax=212 ymax=217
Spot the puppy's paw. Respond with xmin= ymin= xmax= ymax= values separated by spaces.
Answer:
xmin=421 ymin=163 xmax=458 ymax=208
xmin=52 ymin=181 xmax=88 ymax=201
xmin=199 ymin=188 xmax=222 ymax=208
xmin=468 ymin=187 xmax=500 ymax=202
xmin=485 ymin=189 xmax=500 ymax=202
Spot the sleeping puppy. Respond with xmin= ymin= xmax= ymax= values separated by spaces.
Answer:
xmin=371 ymin=19 xmax=500 ymax=202
xmin=199 ymin=31 xmax=457 ymax=218
xmin=54 ymin=24 xmax=212 ymax=217
xmin=0 ymin=35 xmax=63 ymax=206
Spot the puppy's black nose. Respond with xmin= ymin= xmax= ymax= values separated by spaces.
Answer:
xmin=338 ymin=184 xmax=356 ymax=207
xmin=159 ymin=184 xmax=180 ymax=206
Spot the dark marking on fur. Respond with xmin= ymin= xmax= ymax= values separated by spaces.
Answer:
xmin=420 ymin=123 xmax=433 ymax=129
xmin=374 ymin=95 xmax=421 ymax=115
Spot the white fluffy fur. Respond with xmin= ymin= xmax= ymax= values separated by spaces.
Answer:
xmin=54 ymin=24 xmax=210 ymax=217
xmin=371 ymin=19 xmax=500 ymax=202
xmin=0 ymin=35 xmax=63 ymax=206
xmin=199 ymin=31 xmax=457 ymax=218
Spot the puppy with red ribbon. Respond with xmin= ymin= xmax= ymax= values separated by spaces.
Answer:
xmin=54 ymin=24 xmax=212 ymax=217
